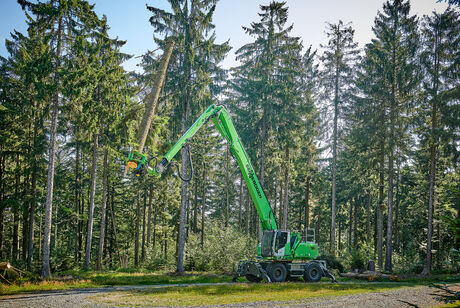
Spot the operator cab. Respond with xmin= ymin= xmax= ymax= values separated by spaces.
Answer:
xmin=261 ymin=230 xmax=290 ymax=258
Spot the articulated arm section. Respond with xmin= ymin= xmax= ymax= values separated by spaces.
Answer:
xmin=212 ymin=106 xmax=278 ymax=232
xmin=129 ymin=104 xmax=277 ymax=231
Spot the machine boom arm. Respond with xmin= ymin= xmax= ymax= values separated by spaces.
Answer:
xmin=141 ymin=104 xmax=277 ymax=231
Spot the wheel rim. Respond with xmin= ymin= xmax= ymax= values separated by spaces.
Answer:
xmin=274 ymin=268 xmax=282 ymax=279
xmin=311 ymin=268 xmax=318 ymax=278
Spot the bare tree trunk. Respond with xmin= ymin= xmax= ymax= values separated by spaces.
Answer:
xmin=245 ymin=189 xmax=250 ymax=235
xmin=279 ymin=179 xmax=283 ymax=227
xmin=422 ymin=26 xmax=441 ymax=275
xmin=146 ymin=186 xmax=153 ymax=250
xmin=74 ymin=140 xmax=80 ymax=262
xmin=367 ymin=192 xmax=371 ymax=243
xmin=348 ymin=199 xmax=353 ymax=253
xmin=54 ymin=201 xmax=58 ymax=251
xmin=83 ymin=133 xmax=99 ymax=270
xmin=305 ymin=176 xmax=310 ymax=233
xmin=331 ymin=52 xmax=339 ymax=257
xmin=97 ymin=148 xmax=109 ymax=271
xmin=42 ymin=15 xmax=63 ymax=278
xmin=201 ymin=164 xmax=207 ymax=247
xmin=385 ymin=38 xmax=399 ymax=273
xmin=12 ymin=154 xmax=19 ymax=261
xmin=353 ymin=196 xmax=358 ymax=248
xmin=225 ymin=144 xmax=230 ymax=227
xmin=239 ymin=173 xmax=243 ymax=227
xmin=137 ymin=41 xmax=174 ymax=152
xmin=193 ymin=179 xmax=198 ymax=232
xmin=338 ymin=221 xmax=342 ymax=251
xmin=394 ymin=163 xmax=400 ymax=252
xmin=377 ymin=141 xmax=384 ymax=270
xmin=176 ymin=83 xmax=190 ymax=274
xmin=142 ymin=188 xmax=146 ymax=261
xmin=258 ymin=117 xmax=266 ymax=242
xmin=135 ymin=194 xmax=140 ymax=267
xmin=282 ymin=147 xmax=290 ymax=230
xmin=109 ymin=185 xmax=121 ymax=265
xmin=28 ymin=124 xmax=38 ymax=269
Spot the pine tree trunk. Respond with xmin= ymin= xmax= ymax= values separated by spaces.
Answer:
xmin=353 ymin=196 xmax=358 ymax=248
xmin=385 ymin=36 xmax=398 ymax=273
xmin=142 ymin=188 xmax=146 ymax=261
xmin=201 ymin=164 xmax=207 ymax=247
xmin=176 ymin=82 xmax=190 ymax=274
xmin=54 ymin=201 xmax=58 ymax=251
xmin=146 ymin=186 xmax=153 ymax=249
xmin=348 ymin=199 xmax=353 ymax=253
xmin=83 ymin=133 xmax=99 ymax=270
xmin=27 ymin=121 xmax=38 ymax=269
xmin=422 ymin=26 xmax=441 ymax=276
xmin=378 ymin=143 xmax=384 ymax=270
xmin=282 ymin=147 xmax=290 ymax=230
xmin=239 ymin=173 xmax=243 ymax=228
xmin=367 ymin=192 xmax=371 ymax=243
xmin=42 ymin=15 xmax=63 ymax=278
xmin=225 ymin=144 xmax=230 ymax=227
xmin=338 ymin=221 xmax=342 ymax=251
xmin=137 ymin=41 xmax=174 ymax=152
xmin=135 ymin=194 xmax=140 ymax=267
xmin=394 ymin=163 xmax=400 ymax=252
xmin=74 ymin=140 xmax=80 ymax=262
xmin=279 ymin=179 xmax=283 ymax=226
xmin=22 ymin=173 xmax=29 ymax=262
xmin=12 ymin=154 xmax=19 ymax=261
xmin=193 ymin=179 xmax=198 ymax=232
xmin=331 ymin=50 xmax=339 ymax=257
xmin=245 ymin=189 xmax=250 ymax=235
xmin=109 ymin=185 xmax=121 ymax=265
xmin=305 ymin=176 xmax=310 ymax=233
xmin=97 ymin=148 xmax=108 ymax=271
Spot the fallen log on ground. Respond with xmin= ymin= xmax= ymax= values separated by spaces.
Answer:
xmin=339 ymin=270 xmax=399 ymax=281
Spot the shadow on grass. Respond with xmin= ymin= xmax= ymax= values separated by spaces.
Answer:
xmin=130 ymin=282 xmax=418 ymax=297
xmin=82 ymin=272 xmax=231 ymax=286
xmin=429 ymin=283 xmax=460 ymax=306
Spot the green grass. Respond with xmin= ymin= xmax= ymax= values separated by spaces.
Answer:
xmin=1 ymin=269 xmax=458 ymax=297
xmin=91 ymin=282 xmax=424 ymax=307
xmin=0 ymin=270 xmax=231 ymax=296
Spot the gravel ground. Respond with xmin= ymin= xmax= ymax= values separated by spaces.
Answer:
xmin=1 ymin=283 xmax=458 ymax=308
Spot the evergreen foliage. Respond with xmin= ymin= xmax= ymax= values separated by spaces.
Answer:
xmin=0 ymin=0 xmax=458 ymax=277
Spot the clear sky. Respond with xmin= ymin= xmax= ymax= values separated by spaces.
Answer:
xmin=0 ymin=0 xmax=452 ymax=72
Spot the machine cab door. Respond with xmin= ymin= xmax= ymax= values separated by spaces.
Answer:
xmin=261 ymin=230 xmax=275 ymax=257
xmin=274 ymin=231 xmax=289 ymax=257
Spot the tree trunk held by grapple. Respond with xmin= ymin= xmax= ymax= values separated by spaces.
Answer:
xmin=137 ymin=41 xmax=175 ymax=153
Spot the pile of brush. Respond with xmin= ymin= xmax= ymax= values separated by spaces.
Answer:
xmin=0 ymin=262 xmax=28 ymax=285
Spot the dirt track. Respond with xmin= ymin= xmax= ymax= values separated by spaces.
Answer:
xmin=1 ymin=282 xmax=458 ymax=307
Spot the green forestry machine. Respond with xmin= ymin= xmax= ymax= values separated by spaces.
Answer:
xmin=125 ymin=104 xmax=336 ymax=283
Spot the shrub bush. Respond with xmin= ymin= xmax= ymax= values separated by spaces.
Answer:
xmin=185 ymin=221 xmax=257 ymax=273
xmin=316 ymin=254 xmax=344 ymax=273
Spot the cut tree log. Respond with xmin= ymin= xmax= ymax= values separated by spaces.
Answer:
xmin=137 ymin=40 xmax=175 ymax=153
xmin=0 ymin=262 xmax=12 ymax=270
xmin=339 ymin=270 xmax=398 ymax=281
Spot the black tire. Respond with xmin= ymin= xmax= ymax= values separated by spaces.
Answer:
xmin=304 ymin=262 xmax=322 ymax=282
xmin=245 ymin=274 xmax=262 ymax=282
xmin=267 ymin=263 xmax=287 ymax=282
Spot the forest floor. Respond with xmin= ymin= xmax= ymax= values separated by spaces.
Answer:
xmin=0 ymin=281 xmax=459 ymax=307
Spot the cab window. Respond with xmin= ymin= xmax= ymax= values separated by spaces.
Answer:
xmin=275 ymin=231 xmax=288 ymax=251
